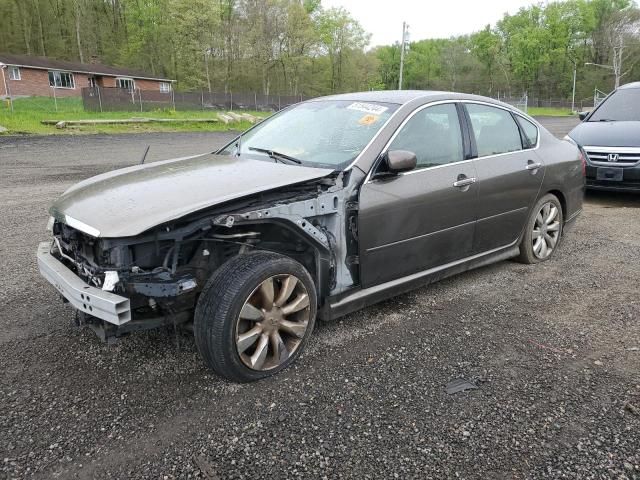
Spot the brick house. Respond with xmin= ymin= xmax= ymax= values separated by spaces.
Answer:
xmin=0 ymin=54 xmax=174 ymax=98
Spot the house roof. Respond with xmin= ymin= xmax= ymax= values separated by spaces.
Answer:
xmin=0 ymin=54 xmax=174 ymax=82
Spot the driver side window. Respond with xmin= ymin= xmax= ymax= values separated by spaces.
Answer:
xmin=388 ymin=103 xmax=464 ymax=169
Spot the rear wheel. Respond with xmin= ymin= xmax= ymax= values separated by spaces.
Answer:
xmin=516 ymin=193 xmax=563 ymax=264
xmin=194 ymin=251 xmax=316 ymax=382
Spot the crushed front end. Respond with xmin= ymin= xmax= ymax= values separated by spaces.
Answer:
xmin=37 ymin=171 xmax=356 ymax=343
xmin=38 ymin=217 xmax=217 ymax=342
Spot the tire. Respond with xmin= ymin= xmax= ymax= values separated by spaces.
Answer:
xmin=516 ymin=193 xmax=564 ymax=264
xmin=194 ymin=251 xmax=317 ymax=382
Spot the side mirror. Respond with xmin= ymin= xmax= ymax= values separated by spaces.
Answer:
xmin=578 ymin=111 xmax=588 ymax=121
xmin=386 ymin=150 xmax=417 ymax=174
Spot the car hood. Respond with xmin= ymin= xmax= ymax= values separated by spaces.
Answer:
xmin=50 ymin=153 xmax=333 ymax=238
xmin=568 ymin=120 xmax=640 ymax=147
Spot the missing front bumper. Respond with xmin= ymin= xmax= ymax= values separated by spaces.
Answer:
xmin=37 ymin=242 xmax=131 ymax=325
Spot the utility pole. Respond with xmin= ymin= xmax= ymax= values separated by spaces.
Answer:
xmin=612 ymin=37 xmax=623 ymax=89
xmin=398 ymin=22 xmax=409 ymax=90
xmin=204 ymin=49 xmax=212 ymax=94
xmin=571 ymin=59 xmax=577 ymax=113
xmin=0 ymin=63 xmax=13 ymax=112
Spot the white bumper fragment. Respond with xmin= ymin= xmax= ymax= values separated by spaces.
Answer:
xmin=37 ymin=242 xmax=131 ymax=325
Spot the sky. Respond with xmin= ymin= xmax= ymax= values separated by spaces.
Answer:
xmin=322 ymin=0 xmax=543 ymax=47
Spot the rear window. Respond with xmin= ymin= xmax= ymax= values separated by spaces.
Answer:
xmin=466 ymin=104 xmax=523 ymax=157
xmin=517 ymin=116 xmax=539 ymax=148
xmin=589 ymin=89 xmax=640 ymax=122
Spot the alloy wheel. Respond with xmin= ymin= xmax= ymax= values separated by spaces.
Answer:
xmin=532 ymin=202 xmax=561 ymax=260
xmin=235 ymin=274 xmax=311 ymax=371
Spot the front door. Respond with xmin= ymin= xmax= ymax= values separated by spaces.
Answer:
xmin=463 ymin=103 xmax=545 ymax=253
xmin=358 ymin=103 xmax=478 ymax=288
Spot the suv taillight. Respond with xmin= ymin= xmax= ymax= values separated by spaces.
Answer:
xmin=579 ymin=150 xmax=586 ymax=176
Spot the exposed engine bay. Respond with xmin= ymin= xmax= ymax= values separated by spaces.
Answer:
xmin=49 ymin=170 xmax=361 ymax=342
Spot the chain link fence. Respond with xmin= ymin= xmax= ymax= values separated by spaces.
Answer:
xmin=493 ymin=93 xmax=529 ymax=113
xmin=0 ymin=94 xmax=85 ymax=115
xmin=491 ymin=93 xmax=595 ymax=113
xmin=593 ymin=88 xmax=610 ymax=108
xmin=2 ymin=88 xmax=596 ymax=115
xmin=81 ymin=87 xmax=310 ymax=113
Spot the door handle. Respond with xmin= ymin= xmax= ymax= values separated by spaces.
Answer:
xmin=452 ymin=177 xmax=476 ymax=188
xmin=526 ymin=161 xmax=542 ymax=171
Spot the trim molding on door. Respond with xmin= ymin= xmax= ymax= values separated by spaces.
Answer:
xmin=477 ymin=206 xmax=528 ymax=223
xmin=366 ymin=219 xmax=476 ymax=253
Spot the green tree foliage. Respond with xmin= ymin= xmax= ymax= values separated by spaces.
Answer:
xmin=376 ymin=0 xmax=640 ymax=100
xmin=0 ymin=0 xmax=375 ymax=94
xmin=315 ymin=7 xmax=369 ymax=92
xmin=0 ymin=0 xmax=639 ymax=99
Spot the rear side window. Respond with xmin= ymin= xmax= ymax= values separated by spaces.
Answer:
xmin=517 ymin=116 xmax=539 ymax=148
xmin=388 ymin=103 xmax=463 ymax=169
xmin=466 ymin=104 xmax=522 ymax=157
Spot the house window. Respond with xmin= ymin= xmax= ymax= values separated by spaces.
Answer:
xmin=88 ymin=77 xmax=97 ymax=88
xmin=48 ymin=71 xmax=75 ymax=89
xmin=160 ymin=82 xmax=171 ymax=93
xmin=8 ymin=66 xmax=20 ymax=80
xmin=116 ymin=78 xmax=135 ymax=91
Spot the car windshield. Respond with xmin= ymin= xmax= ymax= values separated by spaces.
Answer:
xmin=229 ymin=100 xmax=399 ymax=169
xmin=589 ymin=88 xmax=640 ymax=122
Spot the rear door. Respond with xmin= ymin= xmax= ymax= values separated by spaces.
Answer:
xmin=463 ymin=103 xmax=545 ymax=253
xmin=358 ymin=102 xmax=478 ymax=288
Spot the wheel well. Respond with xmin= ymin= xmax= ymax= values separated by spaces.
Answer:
xmin=211 ymin=221 xmax=331 ymax=300
xmin=547 ymin=189 xmax=567 ymax=219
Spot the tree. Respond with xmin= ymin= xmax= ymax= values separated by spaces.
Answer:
xmin=470 ymin=26 xmax=502 ymax=93
xmin=315 ymin=7 xmax=368 ymax=92
xmin=1 ymin=0 xmax=639 ymax=100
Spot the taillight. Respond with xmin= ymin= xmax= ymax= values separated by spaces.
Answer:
xmin=579 ymin=150 xmax=586 ymax=176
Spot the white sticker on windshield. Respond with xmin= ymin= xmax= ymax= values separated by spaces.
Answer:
xmin=347 ymin=102 xmax=388 ymax=115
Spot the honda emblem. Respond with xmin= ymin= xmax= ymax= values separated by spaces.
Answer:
xmin=608 ymin=153 xmax=619 ymax=162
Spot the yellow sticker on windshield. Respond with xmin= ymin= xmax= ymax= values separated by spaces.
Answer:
xmin=358 ymin=114 xmax=379 ymax=126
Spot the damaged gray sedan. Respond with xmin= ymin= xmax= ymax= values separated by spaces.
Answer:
xmin=38 ymin=91 xmax=584 ymax=382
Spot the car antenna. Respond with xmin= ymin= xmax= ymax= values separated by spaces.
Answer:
xmin=140 ymin=145 xmax=150 ymax=165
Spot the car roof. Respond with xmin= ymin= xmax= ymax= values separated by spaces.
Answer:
xmin=618 ymin=82 xmax=640 ymax=90
xmin=318 ymin=90 xmax=448 ymax=105
xmin=312 ymin=90 xmax=518 ymax=110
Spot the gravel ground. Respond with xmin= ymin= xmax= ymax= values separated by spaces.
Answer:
xmin=1 ymin=121 xmax=639 ymax=479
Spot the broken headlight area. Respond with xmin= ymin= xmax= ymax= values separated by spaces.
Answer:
xmin=50 ymin=218 xmax=256 ymax=320
xmin=51 ymin=222 xmax=111 ymax=288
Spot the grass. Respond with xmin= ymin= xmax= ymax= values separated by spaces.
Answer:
xmin=0 ymin=96 xmax=267 ymax=135
xmin=527 ymin=107 xmax=576 ymax=117
xmin=0 ymin=96 xmax=577 ymax=135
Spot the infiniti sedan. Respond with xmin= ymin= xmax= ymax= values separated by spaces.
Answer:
xmin=39 ymin=91 xmax=584 ymax=381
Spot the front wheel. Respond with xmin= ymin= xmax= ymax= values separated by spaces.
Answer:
xmin=516 ymin=193 xmax=563 ymax=264
xmin=194 ymin=251 xmax=317 ymax=382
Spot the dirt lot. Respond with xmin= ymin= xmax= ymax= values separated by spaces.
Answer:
xmin=1 ymin=120 xmax=639 ymax=479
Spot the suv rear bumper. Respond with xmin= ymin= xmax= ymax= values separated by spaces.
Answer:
xmin=37 ymin=242 xmax=131 ymax=325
